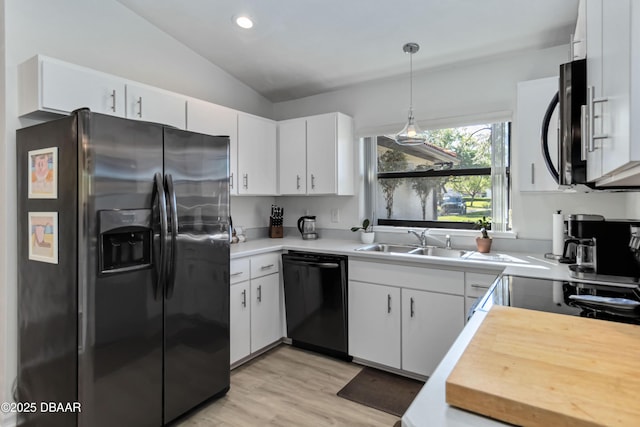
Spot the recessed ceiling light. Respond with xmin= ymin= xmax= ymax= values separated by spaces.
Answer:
xmin=235 ymin=15 xmax=254 ymax=29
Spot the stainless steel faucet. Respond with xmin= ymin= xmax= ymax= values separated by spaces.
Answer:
xmin=408 ymin=229 xmax=428 ymax=247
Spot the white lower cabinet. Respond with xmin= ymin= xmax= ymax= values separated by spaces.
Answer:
xmin=250 ymin=273 xmax=282 ymax=352
xmin=464 ymin=272 xmax=500 ymax=321
xmin=348 ymin=259 xmax=466 ymax=377
xmin=230 ymin=253 xmax=282 ymax=366
xmin=349 ymin=282 xmax=401 ymax=369
xmin=230 ymin=280 xmax=250 ymax=364
xmin=401 ymin=289 xmax=463 ymax=376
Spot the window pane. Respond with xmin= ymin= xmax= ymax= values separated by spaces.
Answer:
xmin=376 ymin=176 xmax=492 ymax=223
xmin=378 ymin=125 xmax=493 ymax=172
xmin=369 ymin=121 xmax=509 ymax=229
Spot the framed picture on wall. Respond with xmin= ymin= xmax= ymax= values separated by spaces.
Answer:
xmin=28 ymin=147 xmax=57 ymax=199
xmin=28 ymin=212 xmax=58 ymax=264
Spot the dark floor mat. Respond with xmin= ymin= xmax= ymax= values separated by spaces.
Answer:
xmin=337 ymin=367 xmax=425 ymax=417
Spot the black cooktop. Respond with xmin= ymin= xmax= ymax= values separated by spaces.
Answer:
xmin=480 ymin=275 xmax=640 ymax=325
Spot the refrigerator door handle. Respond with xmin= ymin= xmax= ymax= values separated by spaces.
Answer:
xmin=153 ymin=173 xmax=169 ymax=300
xmin=165 ymin=173 xmax=179 ymax=299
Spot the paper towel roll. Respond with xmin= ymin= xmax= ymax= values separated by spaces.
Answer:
xmin=552 ymin=211 xmax=564 ymax=256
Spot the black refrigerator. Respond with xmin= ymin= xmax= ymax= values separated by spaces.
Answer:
xmin=16 ymin=109 xmax=230 ymax=427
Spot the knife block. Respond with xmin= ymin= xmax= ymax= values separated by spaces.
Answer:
xmin=268 ymin=218 xmax=283 ymax=238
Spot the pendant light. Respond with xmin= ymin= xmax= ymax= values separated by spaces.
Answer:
xmin=395 ymin=42 xmax=428 ymax=146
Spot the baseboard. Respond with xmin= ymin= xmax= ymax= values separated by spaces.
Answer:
xmin=351 ymin=357 xmax=428 ymax=382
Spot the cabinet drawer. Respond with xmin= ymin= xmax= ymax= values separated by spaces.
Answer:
xmin=250 ymin=252 xmax=280 ymax=278
xmin=230 ymin=258 xmax=250 ymax=284
xmin=465 ymin=272 xmax=498 ymax=298
xmin=350 ymin=260 xmax=464 ymax=295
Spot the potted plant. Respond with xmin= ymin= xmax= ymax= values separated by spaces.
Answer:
xmin=474 ymin=216 xmax=492 ymax=253
xmin=351 ymin=219 xmax=375 ymax=244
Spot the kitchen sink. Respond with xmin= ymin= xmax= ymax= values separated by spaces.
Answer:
xmin=408 ymin=246 xmax=467 ymax=258
xmin=355 ymin=243 xmax=419 ymax=253
xmin=355 ymin=243 xmax=467 ymax=258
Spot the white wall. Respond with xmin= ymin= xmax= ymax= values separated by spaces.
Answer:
xmin=273 ymin=44 xmax=634 ymax=239
xmin=0 ymin=0 xmax=275 ymax=412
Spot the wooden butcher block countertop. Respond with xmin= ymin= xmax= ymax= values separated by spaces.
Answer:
xmin=446 ymin=305 xmax=640 ymax=427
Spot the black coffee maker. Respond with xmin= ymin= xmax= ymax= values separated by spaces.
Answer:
xmin=565 ymin=214 xmax=640 ymax=282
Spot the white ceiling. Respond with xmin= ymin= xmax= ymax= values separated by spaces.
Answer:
xmin=115 ymin=0 xmax=579 ymax=103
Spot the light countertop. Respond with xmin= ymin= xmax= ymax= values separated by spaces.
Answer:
xmin=230 ymin=236 xmax=627 ymax=427
xmin=231 ymin=236 xmax=587 ymax=282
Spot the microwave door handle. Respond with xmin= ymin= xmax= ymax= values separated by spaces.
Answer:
xmin=541 ymin=91 xmax=560 ymax=184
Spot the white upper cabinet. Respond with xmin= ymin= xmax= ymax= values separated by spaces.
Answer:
xmin=515 ymin=77 xmax=560 ymax=192
xmin=585 ymin=0 xmax=604 ymax=181
xmin=278 ymin=118 xmax=307 ymax=195
xmin=19 ymin=55 xmax=126 ymax=117
xmin=237 ymin=113 xmax=277 ymax=195
xmin=186 ymin=99 xmax=239 ymax=195
xmin=586 ymin=0 xmax=640 ymax=186
xmin=278 ymin=112 xmax=354 ymax=196
xmin=572 ymin=0 xmax=587 ymax=60
xmin=125 ymin=83 xmax=186 ymax=129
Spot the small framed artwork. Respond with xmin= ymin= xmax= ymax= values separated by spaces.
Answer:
xmin=28 ymin=147 xmax=57 ymax=199
xmin=28 ymin=212 xmax=58 ymax=264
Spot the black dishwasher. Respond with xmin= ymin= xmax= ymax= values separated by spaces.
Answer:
xmin=281 ymin=251 xmax=350 ymax=360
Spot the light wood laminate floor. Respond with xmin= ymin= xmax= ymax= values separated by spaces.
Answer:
xmin=177 ymin=344 xmax=399 ymax=427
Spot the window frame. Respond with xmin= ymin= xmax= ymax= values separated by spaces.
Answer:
xmin=364 ymin=121 xmax=511 ymax=232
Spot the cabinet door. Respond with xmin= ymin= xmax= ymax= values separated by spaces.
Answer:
xmin=348 ymin=281 xmax=401 ymax=369
xmin=600 ymin=0 xmax=632 ymax=176
xmin=515 ymin=77 xmax=560 ymax=192
xmin=306 ymin=113 xmax=337 ymax=194
xmin=187 ymin=99 xmax=239 ymax=195
xmin=230 ymin=282 xmax=250 ymax=365
xmin=586 ymin=0 xmax=604 ymax=181
xmin=250 ymin=274 xmax=282 ymax=352
xmin=237 ymin=114 xmax=277 ymax=195
xmin=278 ymin=118 xmax=307 ymax=195
xmin=125 ymin=83 xmax=186 ymax=129
xmin=402 ymin=289 xmax=464 ymax=377
xmin=40 ymin=59 xmax=126 ymax=117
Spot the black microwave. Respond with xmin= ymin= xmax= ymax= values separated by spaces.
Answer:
xmin=541 ymin=59 xmax=589 ymax=187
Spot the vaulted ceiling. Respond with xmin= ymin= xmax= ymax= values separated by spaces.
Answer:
xmin=116 ymin=0 xmax=579 ymax=102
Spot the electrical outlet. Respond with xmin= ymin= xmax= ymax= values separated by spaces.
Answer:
xmin=331 ymin=208 xmax=340 ymax=223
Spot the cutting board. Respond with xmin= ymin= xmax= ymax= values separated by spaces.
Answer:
xmin=446 ymin=306 xmax=640 ymax=427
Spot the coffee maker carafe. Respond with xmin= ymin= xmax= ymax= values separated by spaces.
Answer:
xmin=297 ymin=216 xmax=318 ymax=240
xmin=566 ymin=214 xmax=640 ymax=282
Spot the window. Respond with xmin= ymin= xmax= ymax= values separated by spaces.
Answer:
xmin=365 ymin=122 xmax=510 ymax=231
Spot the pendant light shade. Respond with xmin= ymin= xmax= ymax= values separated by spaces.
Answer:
xmin=395 ymin=42 xmax=428 ymax=146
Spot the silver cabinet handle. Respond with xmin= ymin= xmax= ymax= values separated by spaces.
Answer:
xmin=296 ymin=174 xmax=301 ymax=190
xmin=230 ymin=173 xmax=234 ymax=189
xmin=110 ymin=90 xmax=116 ymax=112
xmin=311 ymin=174 xmax=316 ymax=190
xmin=530 ymin=163 xmax=535 ymax=185
xmin=257 ymin=285 xmax=262 ymax=302
xmin=241 ymin=289 xmax=246 ymax=307
xmin=470 ymin=284 xmax=490 ymax=289
xmin=387 ymin=294 xmax=391 ymax=313
xmin=410 ymin=297 xmax=415 ymax=318
xmin=243 ymin=173 xmax=248 ymax=189
xmin=136 ymin=96 xmax=143 ymax=118
xmin=260 ymin=264 xmax=275 ymax=270
xmin=588 ymin=86 xmax=608 ymax=151
xmin=581 ymin=104 xmax=588 ymax=161
xmin=231 ymin=271 xmax=244 ymax=277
